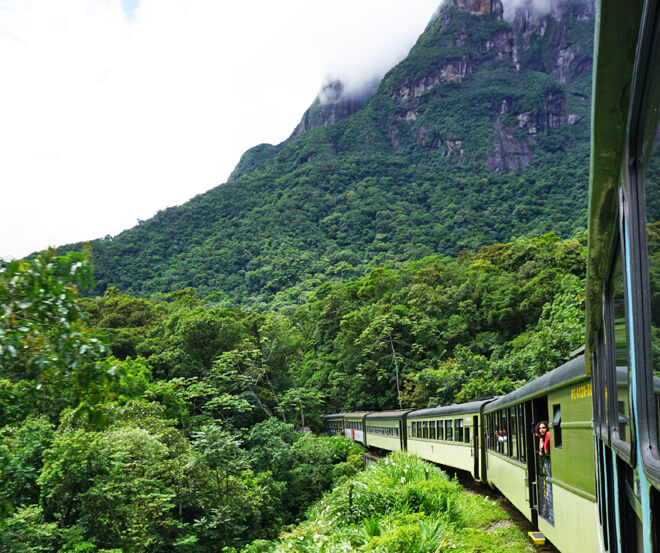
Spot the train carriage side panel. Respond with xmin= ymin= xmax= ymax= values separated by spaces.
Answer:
xmin=536 ymin=375 xmax=598 ymax=553
xmin=365 ymin=410 xmax=412 ymax=452
xmin=484 ymin=356 xmax=599 ymax=553
xmin=407 ymin=400 xmax=493 ymax=480
xmin=343 ymin=412 xmax=370 ymax=445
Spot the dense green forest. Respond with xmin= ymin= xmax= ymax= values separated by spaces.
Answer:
xmin=58 ymin=0 xmax=593 ymax=304
xmin=0 ymin=231 xmax=585 ymax=551
xmin=2 ymin=2 xmax=597 ymax=551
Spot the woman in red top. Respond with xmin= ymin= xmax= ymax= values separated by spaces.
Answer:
xmin=535 ymin=421 xmax=553 ymax=521
xmin=537 ymin=421 xmax=550 ymax=456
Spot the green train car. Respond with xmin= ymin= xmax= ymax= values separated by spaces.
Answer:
xmin=483 ymin=356 xmax=598 ymax=553
xmin=320 ymin=413 xmax=345 ymax=436
xmin=323 ymin=356 xmax=600 ymax=553
xmin=364 ymin=410 xmax=412 ymax=452
xmin=342 ymin=411 xmax=370 ymax=445
xmin=406 ymin=400 xmax=491 ymax=480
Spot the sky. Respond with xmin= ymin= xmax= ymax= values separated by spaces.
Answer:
xmin=0 ymin=0 xmax=441 ymax=259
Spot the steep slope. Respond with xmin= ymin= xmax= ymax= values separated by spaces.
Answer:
xmin=61 ymin=0 xmax=595 ymax=303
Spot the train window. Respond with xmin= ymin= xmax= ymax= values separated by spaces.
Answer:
xmin=607 ymin=247 xmax=632 ymax=450
xmin=487 ymin=413 xmax=495 ymax=450
xmin=552 ymin=404 xmax=562 ymax=448
xmin=517 ymin=404 xmax=526 ymax=462
xmin=455 ymin=419 xmax=464 ymax=442
xmin=422 ymin=421 xmax=428 ymax=439
xmin=597 ymin=328 xmax=609 ymax=436
xmin=429 ymin=420 xmax=436 ymax=440
xmin=437 ymin=420 xmax=444 ymax=440
xmin=465 ymin=427 xmax=470 ymax=443
xmin=496 ymin=410 xmax=508 ymax=454
xmin=445 ymin=420 xmax=453 ymax=441
xmin=644 ymin=98 xmax=660 ymax=460
xmin=509 ymin=407 xmax=517 ymax=459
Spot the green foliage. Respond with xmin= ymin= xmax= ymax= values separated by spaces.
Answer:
xmin=0 ymin=250 xmax=116 ymax=417
xmin=252 ymin=453 xmax=532 ymax=553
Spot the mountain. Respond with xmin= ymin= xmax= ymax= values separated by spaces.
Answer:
xmin=61 ymin=0 xmax=595 ymax=304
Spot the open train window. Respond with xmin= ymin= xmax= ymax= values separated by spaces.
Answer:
xmin=517 ymin=404 xmax=526 ymax=462
xmin=445 ymin=419 xmax=453 ymax=441
xmin=509 ymin=407 xmax=518 ymax=459
xmin=552 ymin=404 xmax=562 ymax=449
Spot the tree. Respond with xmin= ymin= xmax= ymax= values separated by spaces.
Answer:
xmin=0 ymin=249 xmax=115 ymax=418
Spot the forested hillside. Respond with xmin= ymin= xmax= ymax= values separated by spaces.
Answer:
xmin=1 ymin=1 xmax=601 ymax=551
xmin=58 ymin=0 xmax=594 ymax=304
xmin=0 ymin=231 xmax=587 ymax=550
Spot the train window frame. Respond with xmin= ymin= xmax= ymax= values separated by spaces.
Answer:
xmin=437 ymin=420 xmax=444 ymax=441
xmin=455 ymin=419 xmax=464 ymax=442
xmin=626 ymin=0 xmax=660 ymax=483
xmin=593 ymin=331 xmax=608 ymax=439
xmin=604 ymin=235 xmax=633 ymax=462
xmin=517 ymin=404 xmax=526 ymax=462
xmin=509 ymin=406 xmax=517 ymax=459
xmin=552 ymin=404 xmax=562 ymax=449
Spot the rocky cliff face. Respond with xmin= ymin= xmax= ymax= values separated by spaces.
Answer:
xmin=388 ymin=0 xmax=594 ymax=171
xmin=291 ymin=79 xmax=378 ymax=138
xmin=290 ymin=0 xmax=592 ymax=172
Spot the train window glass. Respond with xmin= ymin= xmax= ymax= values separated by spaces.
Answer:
xmin=496 ymin=410 xmax=508 ymax=454
xmin=446 ymin=420 xmax=453 ymax=441
xmin=465 ymin=427 xmax=470 ymax=443
xmin=509 ymin=407 xmax=517 ymax=459
xmin=488 ymin=414 xmax=495 ymax=450
xmin=455 ymin=419 xmax=464 ymax=442
xmin=645 ymin=110 xmax=660 ymax=455
xmin=422 ymin=421 xmax=428 ymax=439
xmin=596 ymin=329 xmax=608 ymax=435
xmin=429 ymin=420 xmax=436 ymax=440
xmin=552 ymin=404 xmax=562 ymax=448
xmin=517 ymin=404 xmax=526 ymax=462
xmin=437 ymin=420 xmax=444 ymax=440
xmin=608 ymin=250 xmax=632 ymax=447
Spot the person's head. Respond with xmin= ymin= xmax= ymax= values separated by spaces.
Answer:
xmin=536 ymin=421 xmax=548 ymax=435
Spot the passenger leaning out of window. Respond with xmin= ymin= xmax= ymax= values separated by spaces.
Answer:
xmin=536 ymin=421 xmax=550 ymax=457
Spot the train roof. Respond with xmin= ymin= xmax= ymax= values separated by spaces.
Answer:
xmin=485 ymin=355 xmax=586 ymax=412
xmin=585 ymin=0 xmax=645 ymax=371
xmin=342 ymin=411 xmax=371 ymax=419
xmin=320 ymin=413 xmax=346 ymax=419
xmin=408 ymin=398 xmax=495 ymax=419
xmin=365 ymin=409 xmax=413 ymax=420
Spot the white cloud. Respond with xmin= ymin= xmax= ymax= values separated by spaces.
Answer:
xmin=0 ymin=0 xmax=439 ymax=259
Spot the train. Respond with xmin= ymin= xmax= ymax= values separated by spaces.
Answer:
xmin=322 ymin=354 xmax=597 ymax=553
xmin=325 ymin=1 xmax=660 ymax=551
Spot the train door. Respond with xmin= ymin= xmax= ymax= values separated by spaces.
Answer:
xmin=523 ymin=401 xmax=538 ymax=528
xmin=473 ymin=415 xmax=479 ymax=478
xmin=531 ymin=397 xmax=553 ymax=525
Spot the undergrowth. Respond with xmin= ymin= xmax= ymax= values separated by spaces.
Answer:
xmin=239 ymin=452 xmax=533 ymax=553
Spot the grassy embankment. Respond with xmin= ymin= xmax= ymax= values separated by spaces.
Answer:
xmin=242 ymin=452 xmax=533 ymax=553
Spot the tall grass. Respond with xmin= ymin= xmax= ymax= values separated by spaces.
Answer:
xmin=240 ymin=452 xmax=532 ymax=553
